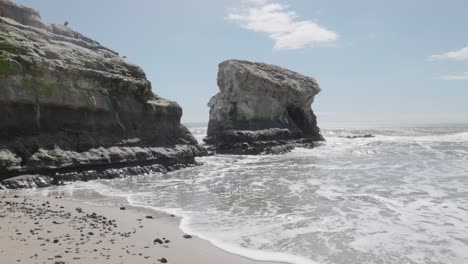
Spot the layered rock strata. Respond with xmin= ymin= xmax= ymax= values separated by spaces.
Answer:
xmin=206 ymin=60 xmax=324 ymax=154
xmin=0 ymin=1 xmax=205 ymax=188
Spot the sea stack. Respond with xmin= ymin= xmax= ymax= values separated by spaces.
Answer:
xmin=206 ymin=60 xmax=324 ymax=154
xmin=0 ymin=1 xmax=205 ymax=188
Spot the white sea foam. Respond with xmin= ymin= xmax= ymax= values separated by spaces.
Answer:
xmin=33 ymin=125 xmax=468 ymax=264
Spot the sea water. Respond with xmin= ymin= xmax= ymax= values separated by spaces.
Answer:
xmin=36 ymin=124 xmax=468 ymax=264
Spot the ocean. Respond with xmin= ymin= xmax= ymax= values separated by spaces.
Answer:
xmin=32 ymin=124 xmax=468 ymax=264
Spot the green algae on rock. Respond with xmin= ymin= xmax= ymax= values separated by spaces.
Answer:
xmin=0 ymin=0 xmax=206 ymax=187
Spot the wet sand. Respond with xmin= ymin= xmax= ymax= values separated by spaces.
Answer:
xmin=0 ymin=191 xmax=282 ymax=264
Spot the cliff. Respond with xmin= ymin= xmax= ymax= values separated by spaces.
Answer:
xmin=0 ymin=0 xmax=205 ymax=188
xmin=206 ymin=60 xmax=324 ymax=154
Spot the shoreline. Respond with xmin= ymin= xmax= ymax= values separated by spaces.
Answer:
xmin=0 ymin=190 xmax=285 ymax=264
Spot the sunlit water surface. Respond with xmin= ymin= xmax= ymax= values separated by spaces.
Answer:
xmin=34 ymin=124 xmax=468 ymax=264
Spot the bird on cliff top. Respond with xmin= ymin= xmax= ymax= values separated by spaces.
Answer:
xmin=64 ymin=21 xmax=69 ymax=27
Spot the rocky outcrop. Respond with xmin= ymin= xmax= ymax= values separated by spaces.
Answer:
xmin=343 ymin=134 xmax=375 ymax=139
xmin=0 ymin=0 xmax=205 ymax=188
xmin=0 ymin=145 xmax=199 ymax=190
xmin=206 ymin=60 xmax=324 ymax=154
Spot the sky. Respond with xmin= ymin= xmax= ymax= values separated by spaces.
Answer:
xmin=14 ymin=0 xmax=468 ymax=124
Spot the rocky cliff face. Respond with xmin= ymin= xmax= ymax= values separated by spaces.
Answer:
xmin=0 ymin=0 xmax=205 ymax=187
xmin=206 ymin=60 xmax=324 ymax=154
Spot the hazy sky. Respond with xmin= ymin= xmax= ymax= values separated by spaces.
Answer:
xmin=15 ymin=0 xmax=468 ymax=124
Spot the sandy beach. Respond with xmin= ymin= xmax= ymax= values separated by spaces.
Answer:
xmin=0 ymin=191 xmax=282 ymax=264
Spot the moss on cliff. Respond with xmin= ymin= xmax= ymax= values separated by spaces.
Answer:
xmin=0 ymin=41 xmax=17 ymax=76
xmin=21 ymin=77 xmax=56 ymax=96
xmin=38 ymin=81 xmax=55 ymax=96
xmin=0 ymin=42 xmax=17 ymax=54
xmin=0 ymin=58 xmax=11 ymax=76
xmin=15 ymin=55 xmax=33 ymax=72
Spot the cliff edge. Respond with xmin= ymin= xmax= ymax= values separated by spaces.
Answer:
xmin=0 ymin=0 xmax=205 ymax=188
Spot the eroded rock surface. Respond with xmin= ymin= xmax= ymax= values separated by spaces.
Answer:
xmin=0 ymin=0 xmax=205 ymax=187
xmin=206 ymin=60 xmax=324 ymax=154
